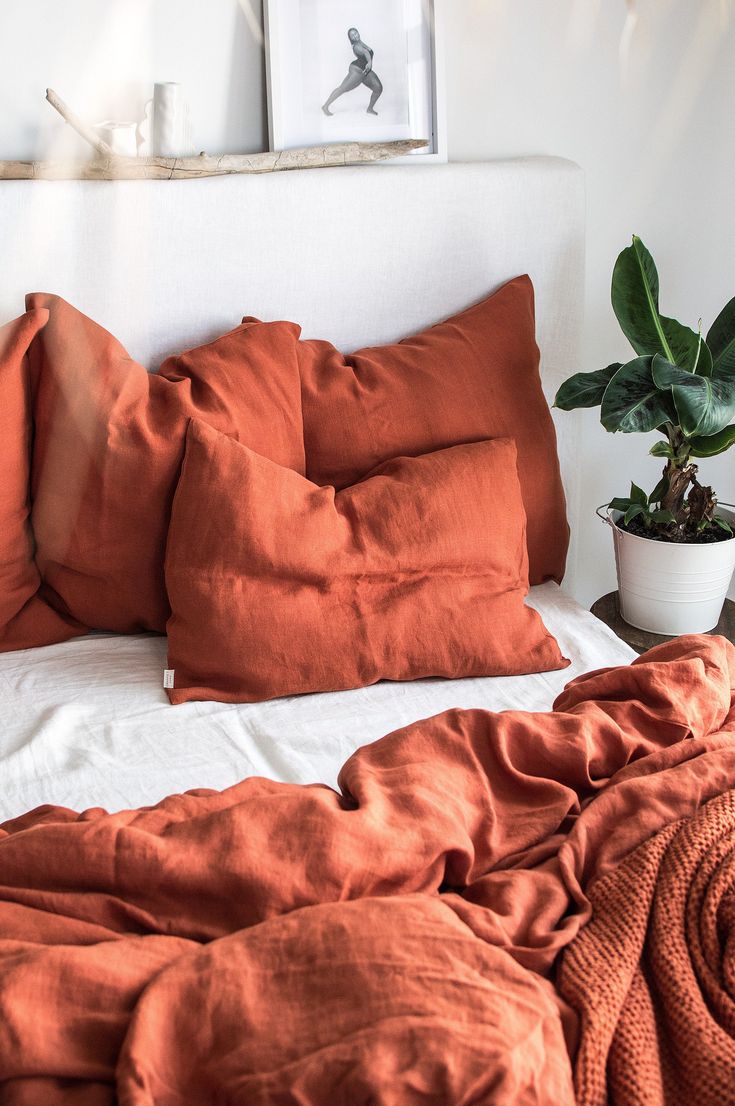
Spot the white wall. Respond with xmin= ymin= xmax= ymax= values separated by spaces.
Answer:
xmin=3 ymin=0 xmax=733 ymax=605
xmin=445 ymin=0 xmax=735 ymax=605
xmin=0 ymin=1 xmax=268 ymax=161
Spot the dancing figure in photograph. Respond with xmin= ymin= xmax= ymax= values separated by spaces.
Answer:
xmin=322 ymin=28 xmax=384 ymax=116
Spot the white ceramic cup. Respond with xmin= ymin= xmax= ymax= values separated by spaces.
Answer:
xmin=93 ymin=120 xmax=139 ymax=157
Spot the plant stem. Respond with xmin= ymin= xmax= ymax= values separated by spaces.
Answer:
xmin=660 ymin=424 xmax=696 ymax=521
xmin=661 ymin=461 xmax=695 ymax=519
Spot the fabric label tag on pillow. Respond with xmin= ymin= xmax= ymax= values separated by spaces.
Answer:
xmin=163 ymin=669 xmax=175 ymax=689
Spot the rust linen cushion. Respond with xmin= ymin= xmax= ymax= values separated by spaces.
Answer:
xmin=0 ymin=308 xmax=85 ymax=652
xmin=295 ymin=274 xmax=568 ymax=586
xmin=25 ymin=294 xmax=306 ymax=634
xmin=165 ymin=419 xmax=568 ymax=704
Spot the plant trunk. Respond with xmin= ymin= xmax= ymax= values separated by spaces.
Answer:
xmin=661 ymin=459 xmax=697 ymax=521
xmin=661 ymin=425 xmax=697 ymax=524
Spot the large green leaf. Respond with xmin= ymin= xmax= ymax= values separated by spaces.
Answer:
xmin=707 ymin=295 xmax=735 ymax=377
xmin=554 ymin=364 xmax=621 ymax=410
xmin=689 ymin=424 xmax=735 ymax=457
xmin=652 ymin=354 xmax=735 ymax=437
xmin=600 ymin=355 xmax=674 ymax=433
xmin=611 ymin=237 xmax=702 ymax=370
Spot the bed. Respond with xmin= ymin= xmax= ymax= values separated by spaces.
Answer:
xmin=0 ymin=583 xmax=635 ymax=819
xmin=0 ymin=156 xmax=613 ymax=816
xmin=1 ymin=160 xmax=734 ymax=1105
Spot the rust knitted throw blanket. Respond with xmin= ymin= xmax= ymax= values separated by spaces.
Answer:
xmin=559 ymin=788 xmax=735 ymax=1106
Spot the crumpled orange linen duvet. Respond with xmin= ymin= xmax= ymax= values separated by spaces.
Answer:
xmin=1 ymin=638 xmax=735 ymax=1105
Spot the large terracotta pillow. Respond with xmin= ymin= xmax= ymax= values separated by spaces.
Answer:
xmin=164 ymin=420 xmax=568 ymax=704
xmin=294 ymin=275 xmax=568 ymax=585
xmin=25 ymin=294 xmax=306 ymax=635
xmin=0 ymin=308 xmax=86 ymax=652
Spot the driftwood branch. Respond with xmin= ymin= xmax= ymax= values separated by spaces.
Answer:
xmin=45 ymin=87 xmax=114 ymax=157
xmin=0 ymin=88 xmax=429 ymax=179
xmin=0 ymin=140 xmax=429 ymax=181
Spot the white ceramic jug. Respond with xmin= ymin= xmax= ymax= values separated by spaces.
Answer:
xmin=93 ymin=120 xmax=140 ymax=157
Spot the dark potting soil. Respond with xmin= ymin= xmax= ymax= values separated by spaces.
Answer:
xmin=619 ymin=515 xmax=733 ymax=545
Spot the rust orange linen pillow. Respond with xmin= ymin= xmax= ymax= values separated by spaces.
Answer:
xmin=295 ymin=275 xmax=568 ymax=586
xmin=165 ymin=420 xmax=568 ymax=704
xmin=0 ymin=309 xmax=86 ymax=652
xmin=25 ymin=294 xmax=306 ymax=634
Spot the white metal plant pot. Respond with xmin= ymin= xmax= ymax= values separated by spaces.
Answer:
xmin=604 ymin=507 xmax=735 ymax=636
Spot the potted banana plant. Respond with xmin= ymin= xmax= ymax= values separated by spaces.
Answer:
xmin=555 ymin=236 xmax=735 ymax=635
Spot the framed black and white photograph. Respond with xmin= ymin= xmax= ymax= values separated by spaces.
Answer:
xmin=264 ymin=0 xmax=446 ymax=163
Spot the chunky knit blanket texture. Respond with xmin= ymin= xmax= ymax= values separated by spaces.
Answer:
xmin=560 ymin=788 xmax=735 ymax=1105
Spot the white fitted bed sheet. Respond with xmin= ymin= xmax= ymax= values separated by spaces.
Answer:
xmin=0 ymin=583 xmax=635 ymax=822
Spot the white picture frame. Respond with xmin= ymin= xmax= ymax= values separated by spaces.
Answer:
xmin=264 ymin=0 xmax=447 ymax=164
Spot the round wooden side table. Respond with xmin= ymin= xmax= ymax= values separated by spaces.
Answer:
xmin=590 ymin=591 xmax=735 ymax=655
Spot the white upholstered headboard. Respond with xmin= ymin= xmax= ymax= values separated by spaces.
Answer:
xmin=0 ymin=157 xmax=585 ymax=592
